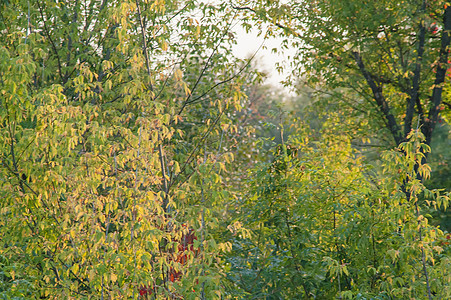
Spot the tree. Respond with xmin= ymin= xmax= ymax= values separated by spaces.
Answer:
xmin=225 ymin=115 xmax=451 ymax=299
xmin=1 ymin=0 xmax=450 ymax=298
xmin=232 ymin=0 xmax=451 ymax=236
xmin=0 ymin=0 xmax=249 ymax=298
xmin=232 ymin=0 xmax=450 ymax=158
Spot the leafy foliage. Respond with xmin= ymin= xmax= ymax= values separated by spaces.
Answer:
xmin=225 ymin=119 xmax=450 ymax=299
xmin=0 ymin=0 xmax=246 ymax=298
xmin=0 ymin=0 xmax=449 ymax=299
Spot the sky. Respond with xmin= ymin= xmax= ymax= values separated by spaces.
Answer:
xmin=231 ymin=23 xmax=297 ymax=95
xmin=200 ymin=0 xmax=297 ymax=95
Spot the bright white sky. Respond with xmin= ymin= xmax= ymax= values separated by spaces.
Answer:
xmin=200 ymin=0 xmax=297 ymax=95
xmin=232 ymin=24 xmax=297 ymax=95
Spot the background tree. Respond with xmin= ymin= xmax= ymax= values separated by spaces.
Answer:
xmin=231 ymin=0 xmax=451 ymax=230
xmin=224 ymin=114 xmax=451 ymax=299
xmin=232 ymin=0 xmax=450 ymax=161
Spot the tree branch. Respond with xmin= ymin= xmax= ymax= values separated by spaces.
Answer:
xmin=175 ymin=12 xmax=238 ymax=118
xmin=135 ymin=0 xmax=154 ymax=92
xmin=352 ymin=51 xmax=402 ymax=145
xmin=424 ymin=6 xmax=451 ymax=146
xmin=231 ymin=4 xmax=300 ymax=37
xmin=36 ymin=0 xmax=65 ymax=83
xmin=404 ymin=0 xmax=427 ymax=137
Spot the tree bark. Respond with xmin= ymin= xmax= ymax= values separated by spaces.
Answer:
xmin=352 ymin=51 xmax=402 ymax=145
xmin=423 ymin=6 xmax=451 ymax=146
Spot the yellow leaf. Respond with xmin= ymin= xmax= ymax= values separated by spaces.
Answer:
xmin=173 ymin=161 xmax=181 ymax=173
xmin=174 ymin=69 xmax=183 ymax=81
xmin=72 ymin=264 xmax=79 ymax=274
xmin=89 ymin=269 xmax=96 ymax=281
xmin=183 ymin=82 xmax=191 ymax=96
xmin=161 ymin=41 xmax=168 ymax=51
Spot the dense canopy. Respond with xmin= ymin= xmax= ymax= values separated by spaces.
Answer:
xmin=0 ymin=0 xmax=450 ymax=299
